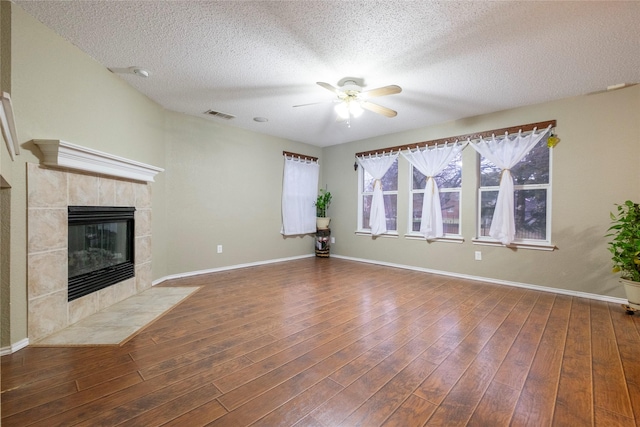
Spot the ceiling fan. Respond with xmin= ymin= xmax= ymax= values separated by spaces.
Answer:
xmin=295 ymin=78 xmax=402 ymax=120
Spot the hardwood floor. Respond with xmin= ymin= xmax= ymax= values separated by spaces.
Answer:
xmin=2 ymin=257 xmax=640 ymax=426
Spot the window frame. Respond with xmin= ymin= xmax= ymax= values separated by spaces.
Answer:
xmin=405 ymin=158 xmax=463 ymax=242
xmin=474 ymin=139 xmax=554 ymax=250
xmin=356 ymin=158 xmax=399 ymax=235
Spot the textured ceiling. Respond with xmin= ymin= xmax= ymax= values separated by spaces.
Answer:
xmin=16 ymin=1 xmax=640 ymax=147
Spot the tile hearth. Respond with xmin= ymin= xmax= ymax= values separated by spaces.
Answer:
xmin=32 ymin=286 xmax=200 ymax=346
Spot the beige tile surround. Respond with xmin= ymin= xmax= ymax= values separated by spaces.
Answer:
xmin=27 ymin=163 xmax=154 ymax=342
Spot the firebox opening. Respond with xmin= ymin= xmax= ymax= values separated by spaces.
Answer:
xmin=68 ymin=206 xmax=135 ymax=302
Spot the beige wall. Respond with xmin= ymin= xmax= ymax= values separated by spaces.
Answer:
xmin=323 ymin=85 xmax=640 ymax=298
xmin=163 ymin=112 xmax=320 ymax=274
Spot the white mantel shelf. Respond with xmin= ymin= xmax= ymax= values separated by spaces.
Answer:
xmin=32 ymin=139 xmax=164 ymax=182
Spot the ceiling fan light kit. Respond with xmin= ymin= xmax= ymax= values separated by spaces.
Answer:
xmin=335 ymin=100 xmax=364 ymax=119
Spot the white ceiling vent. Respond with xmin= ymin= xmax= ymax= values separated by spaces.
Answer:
xmin=204 ymin=109 xmax=236 ymax=120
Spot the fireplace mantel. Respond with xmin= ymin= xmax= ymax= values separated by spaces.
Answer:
xmin=32 ymin=139 xmax=164 ymax=182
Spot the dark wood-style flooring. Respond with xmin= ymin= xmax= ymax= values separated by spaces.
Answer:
xmin=2 ymin=258 xmax=640 ymax=426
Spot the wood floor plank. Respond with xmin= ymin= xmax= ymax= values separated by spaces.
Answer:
xmin=0 ymin=380 xmax=79 ymax=418
xmin=329 ymin=280 xmax=481 ymax=387
xmin=339 ymin=355 xmax=438 ymax=426
xmin=424 ymin=289 xmax=538 ymax=425
xmin=591 ymin=300 xmax=635 ymax=420
xmin=2 ymin=258 xmax=640 ymax=426
xmin=510 ymin=295 xmax=572 ymax=426
xmin=492 ymin=292 xmax=556 ymax=390
xmin=610 ymin=302 xmax=640 ymax=424
xmin=2 ymin=371 xmax=144 ymax=427
xmin=466 ymin=381 xmax=521 ymax=427
xmin=158 ymin=399 xmax=228 ymax=427
xmin=113 ymin=383 xmax=222 ymax=427
xmin=138 ymin=333 xmax=276 ymax=379
xmin=249 ymin=378 xmax=343 ymax=427
xmin=553 ymin=296 xmax=594 ymax=426
xmin=22 ymin=356 xmax=250 ymax=427
xmin=217 ymin=280 xmax=451 ymax=394
xmin=381 ymin=394 xmax=437 ymax=427
xmin=414 ymin=287 xmax=525 ymax=407
xmin=310 ymin=338 xmax=435 ymax=426
xmin=213 ymin=283 xmax=452 ymax=409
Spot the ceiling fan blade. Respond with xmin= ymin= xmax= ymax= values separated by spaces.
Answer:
xmin=317 ymin=82 xmax=342 ymax=95
xmin=293 ymin=100 xmax=332 ymax=107
xmin=585 ymin=82 xmax=637 ymax=95
xmin=362 ymin=85 xmax=402 ymax=98
xmin=361 ymin=101 xmax=397 ymax=118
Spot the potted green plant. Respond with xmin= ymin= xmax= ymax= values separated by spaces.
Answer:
xmin=607 ymin=200 xmax=640 ymax=313
xmin=315 ymin=189 xmax=332 ymax=230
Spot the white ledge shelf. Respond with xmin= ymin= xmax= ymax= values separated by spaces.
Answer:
xmin=32 ymin=139 xmax=164 ymax=182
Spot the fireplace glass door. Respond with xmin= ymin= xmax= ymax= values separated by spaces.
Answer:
xmin=68 ymin=206 xmax=135 ymax=301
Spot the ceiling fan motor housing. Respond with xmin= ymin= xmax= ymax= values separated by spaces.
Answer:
xmin=340 ymin=80 xmax=362 ymax=94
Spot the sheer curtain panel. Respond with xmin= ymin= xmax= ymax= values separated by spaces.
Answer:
xmin=281 ymin=156 xmax=319 ymax=235
xmin=470 ymin=126 xmax=551 ymax=244
xmin=357 ymin=153 xmax=398 ymax=236
xmin=402 ymin=143 xmax=465 ymax=239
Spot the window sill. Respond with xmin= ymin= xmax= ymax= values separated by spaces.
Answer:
xmin=472 ymin=238 xmax=557 ymax=251
xmin=355 ymin=231 xmax=399 ymax=238
xmin=404 ymin=234 xmax=464 ymax=243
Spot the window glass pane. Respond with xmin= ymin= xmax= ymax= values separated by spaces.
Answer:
xmin=480 ymin=190 xmax=498 ymax=236
xmin=480 ymin=138 xmax=549 ymax=186
xmin=363 ymin=158 xmax=398 ymax=192
xmin=382 ymin=159 xmax=398 ymax=191
xmin=363 ymin=173 xmax=375 ymax=192
xmin=511 ymin=141 xmax=549 ymax=185
xmin=411 ymin=191 xmax=460 ymax=235
xmin=411 ymin=193 xmax=423 ymax=232
xmin=412 ymin=168 xmax=426 ymax=190
xmin=514 ymin=189 xmax=547 ymax=239
xmin=435 ymin=152 xmax=462 ymax=189
xmin=383 ymin=194 xmax=397 ymax=230
xmin=362 ymin=194 xmax=372 ymax=229
xmin=480 ymin=158 xmax=501 ymax=187
xmin=480 ymin=189 xmax=547 ymax=239
xmin=361 ymin=194 xmax=397 ymax=231
xmin=441 ymin=192 xmax=460 ymax=234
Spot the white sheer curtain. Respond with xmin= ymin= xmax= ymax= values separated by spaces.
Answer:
xmin=281 ymin=156 xmax=319 ymax=236
xmin=402 ymin=142 xmax=465 ymax=239
xmin=470 ymin=126 xmax=551 ymax=244
xmin=357 ymin=153 xmax=398 ymax=236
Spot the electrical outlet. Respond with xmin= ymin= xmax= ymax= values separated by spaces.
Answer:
xmin=331 ymin=237 xmax=335 ymax=244
xmin=217 ymin=245 xmax=223 ymax=254
xmin=475 ymin=251 xmax=482 ymax=261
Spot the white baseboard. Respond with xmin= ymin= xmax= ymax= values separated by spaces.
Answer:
xmin=333 ymin=254 xmax=627 ymax=305
xmin=152 ymin=253 xmax=315 ymax=286
xmin=0 ymin=338 xmax=29 ymax=356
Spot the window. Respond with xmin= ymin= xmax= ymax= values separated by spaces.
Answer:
xmin=358 ymin=158 xmax=398 ymax=232
xmin=409 ymin=151 xmax=462 ymax=236
xmin=478 ymin=137 xmax=551 ymax=243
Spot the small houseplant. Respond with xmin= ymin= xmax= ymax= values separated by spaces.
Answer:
xmin=607 ymin=200 xmax=640 ymax=312
xmin=315 ymin=189 xmax=332 ymax=229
